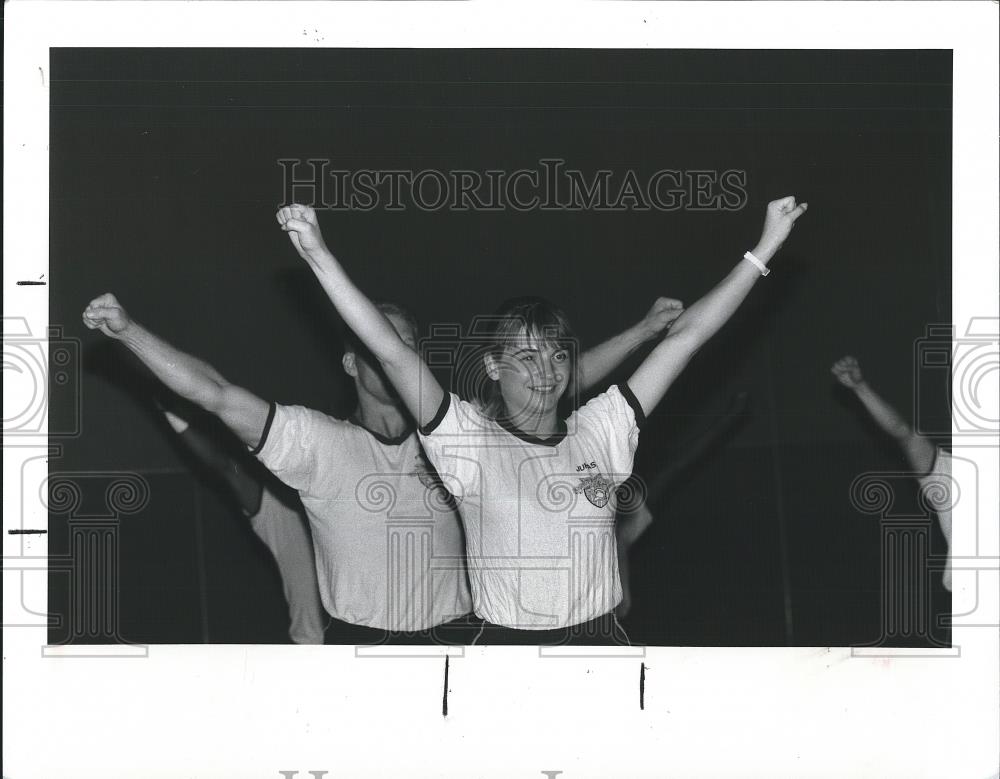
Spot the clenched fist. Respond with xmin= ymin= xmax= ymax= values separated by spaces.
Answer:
xmin=831 ymin=355 xmax=865 ymax=389
xmin=640 ymin=297 xmax=685 ymax=340
xmin=275 ymin=204 xmax=330 ymax=263
xmin=757 ymin=196 xmax=809 ymax=256
xmin=82 ymin=293 xmax=133 ymax=339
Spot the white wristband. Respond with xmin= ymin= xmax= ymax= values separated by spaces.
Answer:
xmin=743 ymin=250 xmax=770 ymax=276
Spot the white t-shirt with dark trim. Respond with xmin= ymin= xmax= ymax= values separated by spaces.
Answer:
xmin=418 ymin=383 xmax=643 ymax=630
xmin=254 ymin=404 xmax=473 ymax=631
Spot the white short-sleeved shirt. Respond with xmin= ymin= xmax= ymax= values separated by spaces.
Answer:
xmin=918 ymin=447 xmax=953 ymax=592
xmin=254 ymin=404 xmax=472 ymax=631
xmin=418 ymin=384 xmax=644 ymax=629
xmin=247 ymin=486 xmax=326 ymax=645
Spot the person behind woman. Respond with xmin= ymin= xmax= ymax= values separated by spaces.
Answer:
xmin=277 ymin=196 xmax=808 ymax=642
xmin=158 ymin=404 xmax=326 ymax=644
xmin=831 ymin=355 xmax=954 ymax=591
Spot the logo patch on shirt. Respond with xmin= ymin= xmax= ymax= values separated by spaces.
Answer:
xmin=577 ymin=472 xmax=614 ymax=508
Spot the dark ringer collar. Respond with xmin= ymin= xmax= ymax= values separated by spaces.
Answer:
xmin=347 ymin=415 xmax=413 ymax=446
xmin=495 ymin=414 xmax=567 ymax=448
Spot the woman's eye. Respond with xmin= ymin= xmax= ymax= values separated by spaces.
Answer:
xmin=553 ymin=351 xmax=568 ymax=363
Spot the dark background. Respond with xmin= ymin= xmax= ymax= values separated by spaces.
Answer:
xmin=48 ymin=49 xmax=952 ymax=646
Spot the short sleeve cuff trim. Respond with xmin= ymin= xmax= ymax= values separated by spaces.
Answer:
xmin=617 ymin=382 xmax=646 ymax=428
xmin=249 ymin=401 xmax=277 ymax=455
xmin=419 ymin=392 xmax=452 ymax=436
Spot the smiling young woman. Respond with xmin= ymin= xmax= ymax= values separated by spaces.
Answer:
xmin=277 ymin=195 xmax=808 ymax=643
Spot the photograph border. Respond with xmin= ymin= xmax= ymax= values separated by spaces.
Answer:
xmin=4 ymin=3 xmax=998 ymax=778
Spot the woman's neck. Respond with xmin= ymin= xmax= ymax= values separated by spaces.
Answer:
xmin=505 ymin=405 xmax=560 ymax=438
xmin=353 ymin=394 xmax=411 ymax=439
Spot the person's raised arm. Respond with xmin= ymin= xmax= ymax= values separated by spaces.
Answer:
xmin=82 ymin=293 xmax=271 ymax=449
xmin=276 ymin=205 xmax=443 ymax=427
xmin=160 ymin=406 xmax=264 ymax=517
xmin=831 ymin=355 xmax=936 ymax=475
xmin=627 ymin=196 xmax=808 ymax=417
xmin=576 ymin=297 xmax=685 ymax=394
